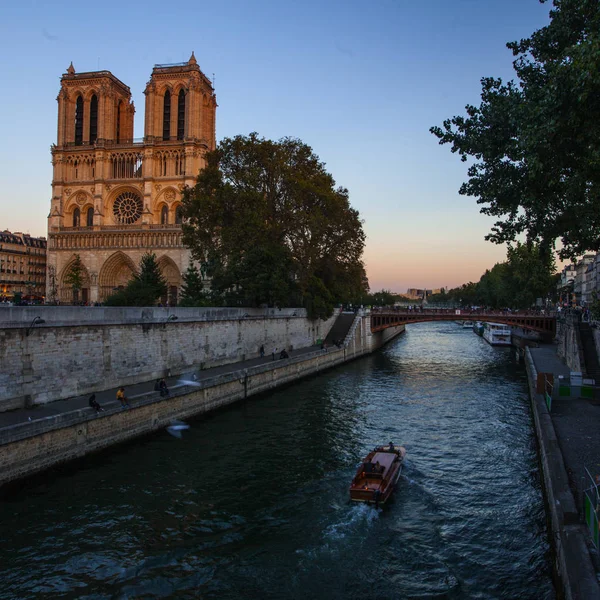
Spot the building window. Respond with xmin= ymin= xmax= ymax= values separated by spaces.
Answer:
xmin=161 ymin=206 xmax=168 ymax=225
xmin=75 ymin=95 xmax=84 ymax=145
xmin=175 ymin=205 xmax=183 ymax=224
xmin=113 ymin=190 xmax=143 ymax=225
xmin=177 ymin=90 xmax=185 ymax=140
xmin=73 ymin=208 xmax=80 ymax=227
xmin=163 ymin=91 xmax=171 ymax=141
xmin=90 ymin=94 xmax=98 ymax=143
xmin=86 ymin=207 xmax=94 ymax=227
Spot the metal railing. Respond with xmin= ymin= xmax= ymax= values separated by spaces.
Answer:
xmin=583 ymin=467 xmax=599 ymax=548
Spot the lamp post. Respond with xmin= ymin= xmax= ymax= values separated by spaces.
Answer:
xmin=26 ymin=316 xmax=46 ymax=336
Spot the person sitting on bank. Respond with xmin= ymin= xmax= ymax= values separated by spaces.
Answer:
xmin=88 ymin=394 xmax=104 ymax=413
xmin=116 ymin=387 xmax=129 ymax=409
xmin=279 ymin=349 xmax=289 ymax=359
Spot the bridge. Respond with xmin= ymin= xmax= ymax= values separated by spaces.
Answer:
xmin=370 ymin=310 xmax=556 ymax=336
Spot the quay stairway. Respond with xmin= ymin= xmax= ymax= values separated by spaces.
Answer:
xmin=324 ymin=312 xmax=357 ymax=347
xmin=578 ymin=322 xmax=600 ymax=384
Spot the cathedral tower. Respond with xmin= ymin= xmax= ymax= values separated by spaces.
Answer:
xmin=47 ymin=54 xmax=217 ymax=303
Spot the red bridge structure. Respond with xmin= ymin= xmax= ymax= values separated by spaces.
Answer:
xmin=370 ymin=309 xmax=556 ymax=337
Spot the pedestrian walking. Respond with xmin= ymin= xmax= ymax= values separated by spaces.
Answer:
xmin=259 ymin=344 xmax=265 ymax=358
xmin=116 ymin=387 xmax=129 ymax=409
xmin=88 ymin=394 xmax=104 ymax=413
xmin=272 ymin=347 xmax=277 ymax=361
xmin=159 ymin=378 xmax=170 ymax=397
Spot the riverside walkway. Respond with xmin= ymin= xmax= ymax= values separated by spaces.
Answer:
xmin=0 ymin=344 xmax=325 ymax=433
xmin=527 ymin=344 xmax=600 ymax=599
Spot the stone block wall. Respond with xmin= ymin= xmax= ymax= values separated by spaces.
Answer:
xmin=0 ymin=306 xmax=338 ymax=411
xmin=556 ymin=315 xmax=582 ymax=372
xmin=0 ymin=317 xmax=405 ymax=486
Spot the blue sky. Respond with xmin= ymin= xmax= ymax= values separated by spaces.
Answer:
xmin=0 ymin=0 xmax=552 ymax=292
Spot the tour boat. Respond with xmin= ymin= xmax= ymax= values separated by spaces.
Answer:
xmin=349 ymin=444 xmax=406 ymax=506
xmin=482 ymin=322 xmax=512 ymax=346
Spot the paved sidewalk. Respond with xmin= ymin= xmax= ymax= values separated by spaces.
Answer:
xmin=530 ymin=344 xmax=600 ymax=504
xmin=0 ymin=344 xmax=326 ymax=430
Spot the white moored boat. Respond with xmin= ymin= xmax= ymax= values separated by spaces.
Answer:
xmin=482 ymin=322 xmax=511 ymax=346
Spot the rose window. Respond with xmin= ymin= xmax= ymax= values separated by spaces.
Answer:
xmin=113 ymin=191 xmax=143 ymax=224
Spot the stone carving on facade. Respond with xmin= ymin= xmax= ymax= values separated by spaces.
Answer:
xmin=64 ymin=188 xmax=72 ymax=195
xmin=178 ymin=184 xmax=185 ymax=191
xmin=105 ymin=184 xmax=111 ymax=191
xmin=164 ymin=189 xmax=176 ymax=202
xmin=90 ymin=186 xmax=95 ymax=194
xmin=76 ymin=192 xmax=86 ymax=205
xmin=155 ymin=184 xmax=162 ymax=192
xmin=90 ymin=271 xmax=98 ymax=284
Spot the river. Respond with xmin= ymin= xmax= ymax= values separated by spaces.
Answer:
xmin=0 ymin=321 xmax=554 ymax=599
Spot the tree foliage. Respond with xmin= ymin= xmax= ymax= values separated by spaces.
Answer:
xmin=181 ymin=133 xmax=368 ymax=319
xmin=64 ymin=254 xmax=84 ymax=295
xmin=431 ymin=0 xmax=600 ymax=260
xmin=179 ymin=263 xmax=211 ymax=307
xmin=104 ymin=252 xmax=167 ymax=307
xmin=428 ymin=243 xmax=558 ymax=309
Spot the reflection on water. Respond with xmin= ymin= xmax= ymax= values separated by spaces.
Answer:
xmin=0 ymin=322 xmax=553 ymax=599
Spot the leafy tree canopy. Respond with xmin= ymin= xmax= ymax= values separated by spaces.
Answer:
xmin=181 ymin=133 xmax=368 ymax=319
xmin=428 ymin=242 xmax=557 ymax=309
xmin=431 ymin=0 xmax=600 ymax=260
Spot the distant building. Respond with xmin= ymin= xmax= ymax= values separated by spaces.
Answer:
xmin=574 ymin=255 xmax=595 ymax=305
xmin=405 ymin=288 xmax=441 ymax=301
xmin=0 ymin=231 xmax=47 ymax=301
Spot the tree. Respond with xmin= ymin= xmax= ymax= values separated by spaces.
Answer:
xmin=104 ymin=252 xmax=167 ymax=306
xmin=181 ymin=133 xmax=368 ymax=319
xmin=64 ymin=254 xmax=84 ymax=303
xmin=370 ymin=289 xmax=396 ymax=307
xmin=179 ymin=263 xmax=211 ymax=307
xmin=431 ymin=0 xmax=600 ymax=260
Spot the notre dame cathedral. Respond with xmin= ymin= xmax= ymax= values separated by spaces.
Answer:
xmin=47 ymin=53 xmax=216 ymax=303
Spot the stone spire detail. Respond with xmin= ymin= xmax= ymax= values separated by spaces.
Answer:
xmin=67 ymin=62 xmax=75 ymax=75
xmin=188 ymin=52 xmax=197 ymax=66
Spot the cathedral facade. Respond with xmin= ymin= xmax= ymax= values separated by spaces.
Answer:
xmin=47 ymin=53 xmax=216 ymax=303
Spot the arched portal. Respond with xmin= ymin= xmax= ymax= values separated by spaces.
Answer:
xmin=59 ymin=255 xmax=91 ymax=304
xmin=157 ymin=255 xmax=181 ymax=306
xmin=98 ymin=251 xmax=137 ymax=301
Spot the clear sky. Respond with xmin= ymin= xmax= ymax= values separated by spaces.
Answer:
xmin=0 ymin=0 xmax=552 ymax=293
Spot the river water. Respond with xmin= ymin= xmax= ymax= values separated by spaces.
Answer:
xmin=1 ymin=322 xmax=554 ymax=599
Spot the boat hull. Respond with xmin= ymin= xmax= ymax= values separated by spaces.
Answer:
xmin=349 ymin=446 xmax=406 ymax=505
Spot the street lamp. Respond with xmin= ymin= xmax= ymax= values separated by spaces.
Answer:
xmin=163 ymin=314 xmax=178 ymax=329
xmin=26 ymin=316 xmax=46 ymax=336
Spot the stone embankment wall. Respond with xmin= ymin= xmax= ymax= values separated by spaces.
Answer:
xmin=0 ymin=314 xmax=405 ymax=486
xmin=0 ymin=306 xmax=336 ymax=412
xmin=556 ymin=313 xmax=583 ymax=373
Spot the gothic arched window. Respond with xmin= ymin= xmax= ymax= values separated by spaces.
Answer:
xmin=175 ymin=205 xmax=183 ymax=224
xmin=73 ymin=208 xmax=80 ymax=227
xmin=161 ymin=206 xmax=168 ymax=225
xmin=163 ymin=91 xmax=171 ymax=141
xmin=177 ymin=90 xmax=185 ymax=140
xmin=86 ymin=207 xmax=94 ymax=227
xmin=90 ymin=94 xmax=98 ymax=144
xmin=75 ymin=96 xmax=84 ymax=146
